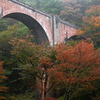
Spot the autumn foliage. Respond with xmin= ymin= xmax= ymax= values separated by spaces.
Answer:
xmin=0 ymin=62 xmax=7 ymax=100
xmin=48 ymin=41 xmax=100 ymax=100
xmin=79 ymin=5 xmax=100 ymax=47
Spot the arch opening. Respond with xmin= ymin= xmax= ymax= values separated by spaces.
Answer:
xmin=3 ymin=13 xmax=49 ymax=44
xmin=66 ymin=35 xmax=86 ymax=41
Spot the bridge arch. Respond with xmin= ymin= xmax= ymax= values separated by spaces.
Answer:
xmin=3 ymin=12 xmax=49 ymax=44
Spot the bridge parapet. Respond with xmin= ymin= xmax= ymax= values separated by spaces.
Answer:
xmin=8 ymin=0 xmax=52 ymax=18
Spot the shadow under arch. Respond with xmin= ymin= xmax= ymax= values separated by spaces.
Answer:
xmin=3 ymin=13 xmax=49 ymax=44
xmin=66 ymin=35 xmax=86 ymax=41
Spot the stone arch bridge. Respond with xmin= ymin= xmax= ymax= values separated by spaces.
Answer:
xmin=0 ymin=0 xmax=77 ymax=45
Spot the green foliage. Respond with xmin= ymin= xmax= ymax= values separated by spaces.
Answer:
xmin=0 ymin=18 xmax=31 ymax=60
xmin=0 ymin=18 xmax=35 ymax=97
xmin=7 ymin=91 xmax=35 ymax=100
xmin=19 ymin=0 xmax=63 ymax=16
xmin=0 ymin=24 xmax=18 ymax=61
xmin=0 ymin=18 xmax=18 ymax=32
xmin=40 ymin=0 xmax=63 ymax=15
xmin=91 ymin=0 xmax=100 ymax=5
xmin=15 ymin=22 xmax=31 ymax=37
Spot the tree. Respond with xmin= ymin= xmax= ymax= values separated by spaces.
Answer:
xmin=0 ymin=62 xmax=8 ymax=100
xmin=48 ymin=41 xmax=100 ymax=100
xmin=91 ymin=0 xmax=100 ymax=5
xmin=9 ymin=36 xmax=57 ymax=100
xmin=60 ymin=0 xmax=90 ymax=26
xmin=0 ymin=18 xmax=33 ymax=96
xmin=79 ymin=5 xmax=100 ymax=47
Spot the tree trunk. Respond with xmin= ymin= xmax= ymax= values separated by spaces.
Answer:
xmin=41 ymin=72 xmax=46 ymax=99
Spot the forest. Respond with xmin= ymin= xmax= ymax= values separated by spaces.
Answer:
xmin=0 ymin=0 xmax=100 ymax=100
